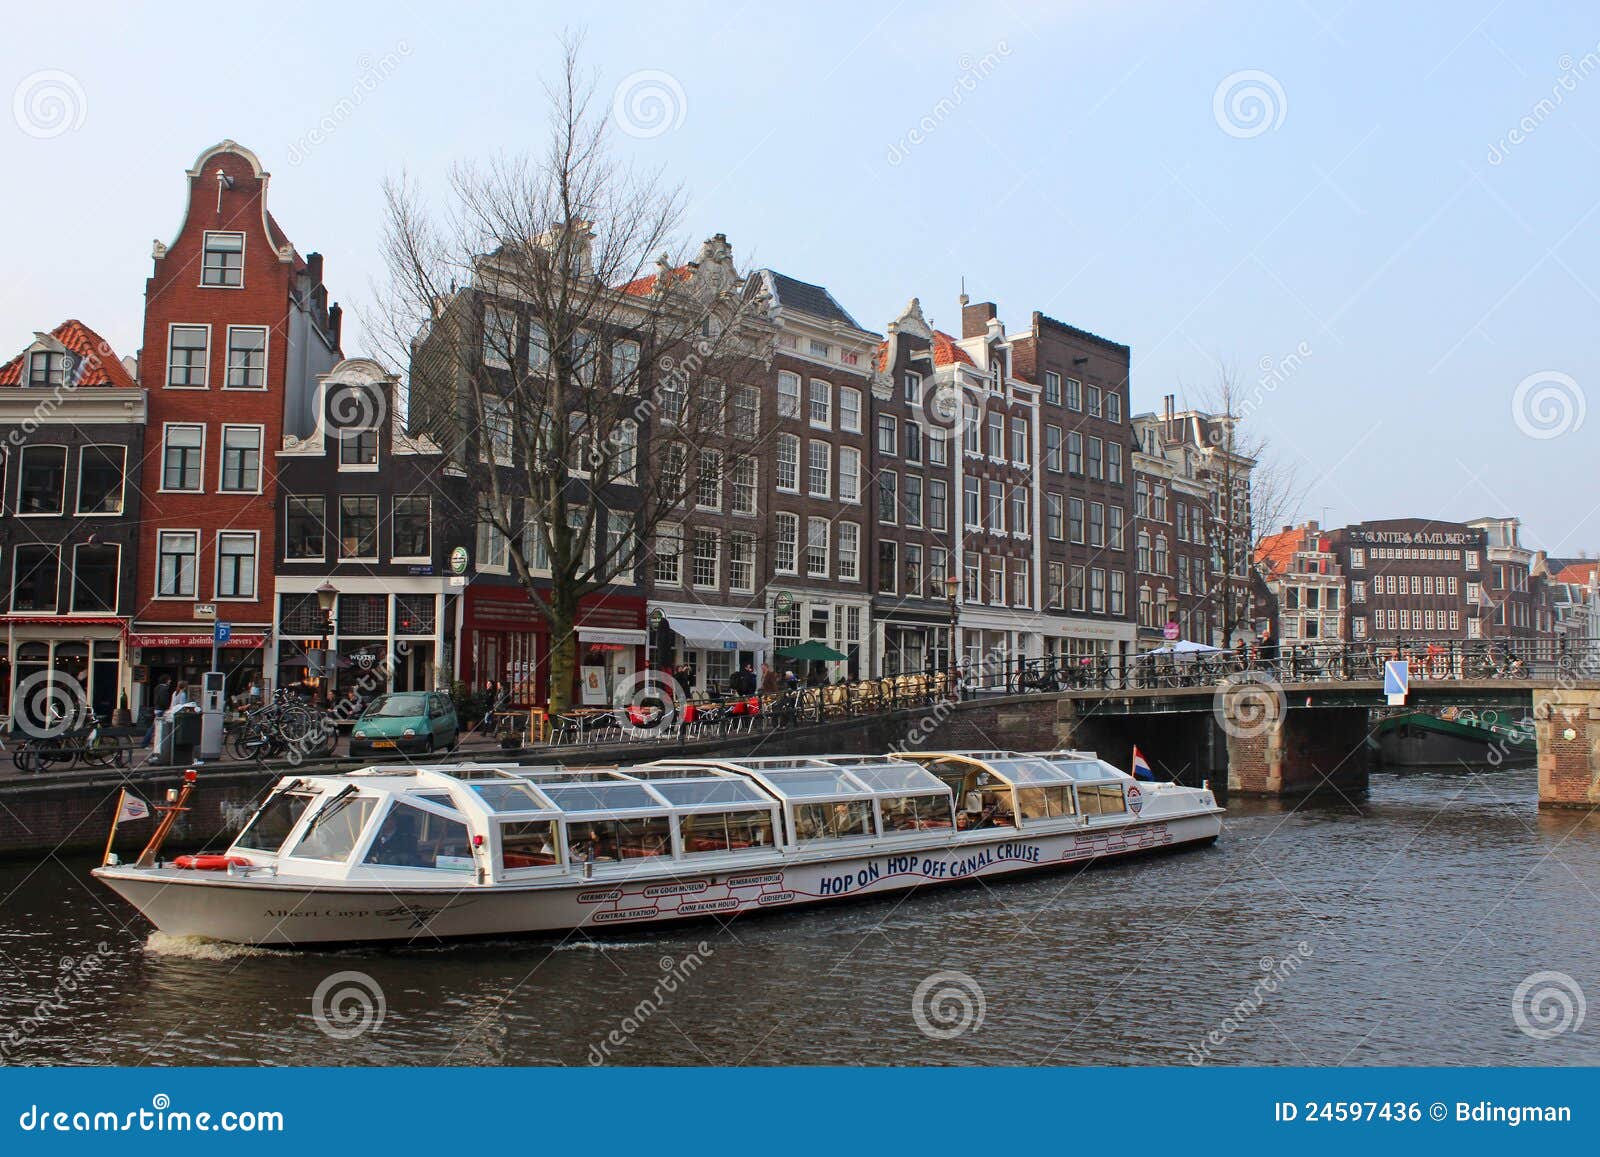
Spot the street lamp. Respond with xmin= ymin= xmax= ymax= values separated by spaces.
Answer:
xmin=946 ymin=573 xmax=962 ymax=690
xmin=315 ymin=581 xmax=339 ymax=690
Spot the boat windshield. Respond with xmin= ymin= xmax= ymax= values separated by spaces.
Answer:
xmin=288 ymin=793 xmax=378 ymax=861
xmin=362 ymin=801 xmax=473 ymax=871
xmin=233 ymin=791 xmax=313 ymax=853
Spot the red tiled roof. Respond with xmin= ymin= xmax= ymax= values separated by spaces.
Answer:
xmin=1254 ymin=528 xmax=1300 ymax=580
xmin=0 ymin=320 xmax=137 ymax=389
xmin=619 ymin=265 xmax=690 ymax=296
xmin=931 ymin=330 xmax=975 ymax=367
xmin=1553 ymin=561 xmax=1598 ymax=586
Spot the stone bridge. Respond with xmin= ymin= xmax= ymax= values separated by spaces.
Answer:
xmin=910 ymin=679 xmax=1600 ymax=808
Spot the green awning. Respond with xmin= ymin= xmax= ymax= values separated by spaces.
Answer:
xmin=776 ymin=642 xmax=848 ymax=662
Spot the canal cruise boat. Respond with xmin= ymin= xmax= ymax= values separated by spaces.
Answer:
xmin=93 ymin=751 xmax=1223 ymax=947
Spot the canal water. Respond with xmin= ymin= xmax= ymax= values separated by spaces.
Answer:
xmin=2 ymin=765 xmax=1597 ymax=1066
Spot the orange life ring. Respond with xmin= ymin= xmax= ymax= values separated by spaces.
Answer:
xmin=173 ymin=854 xmax=251 ymax=871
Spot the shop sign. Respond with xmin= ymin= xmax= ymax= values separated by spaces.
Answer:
xmin=193 ymin=603 xmax=216 ymax=619
xmin=449 ymin=546 xmax=469 ymax=575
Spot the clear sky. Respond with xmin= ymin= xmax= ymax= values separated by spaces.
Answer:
xmin=4 ymin=1 xmax=1597 ymax=552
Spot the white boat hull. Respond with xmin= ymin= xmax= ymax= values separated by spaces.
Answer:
xmin=94 ymin=810 xmax=1222 ymax=947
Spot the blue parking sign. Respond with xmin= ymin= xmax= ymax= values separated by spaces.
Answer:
xmin=1383 ymin=659 xmax=1408 ymax=702
xmin=213 ymin=621 xmax=232 ymax=645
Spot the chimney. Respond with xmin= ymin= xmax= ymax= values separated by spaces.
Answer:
xmin=962 ymin=300 xmax=997 ymax=339
xmin=121 ymin=355 xmax=139 ymax=384
xmin=307 ymin=251 xmax=324 ymax=286
xmin=328 ymin=302 xmax=343 ymax=348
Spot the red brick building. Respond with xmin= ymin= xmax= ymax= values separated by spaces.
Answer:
xmin=130 ymin=141 xmax=342 ymax=709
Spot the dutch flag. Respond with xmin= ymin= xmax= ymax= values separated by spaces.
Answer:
xmin=1131 ymin=746 xmax=1157 ymax=781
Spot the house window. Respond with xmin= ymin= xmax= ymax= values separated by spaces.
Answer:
xmin=610 ymin=339 xmax=639 ymax=389
xmin=1350 ymin=548 xmax=1366 ymax=569
xmin=732 ymin=457 xmax=758 ymax=515
xmin=696 ymin=449 xmax=722 ymax=510
xmin=225 ymin=326 xmax=268 ymax=388
xmin=1106 ymin=391 xmax=1122 ymax=423
xmin=156 ymin=531 xmax=197 ymax=598
xmin=696 ymin=378 xmax=725 ymax=434
xmin=480 ymin=396 xmax=511 ymax=465
xmin=877 ymin=414 xmax=897 ymax=456
xmin=70 ymin=543 xmax=119 ymax=613
xmin=692 ymin=528 xmax=720 ymax=589
xmin=903 ymin=370 xmax=922 ymax=403
xmin=878 ymin=471 xmax=898 ymax=525
xmin=1011 ymin=560 xmax=1029 ymax=608
xmin=76 ymin=445 xmax=126 ymax=515
xmin=1107 ymin=441 xmax=1123 ymax=484
xmin=161 ymin=425 xmax=204 ymax=492
xmin=1066 ymin=378 xmax=1082 ymax=410
xmin=732 ymin=385 xmax=760 ymax=438
xmin=1087 ymin=384 xmax=1102 ymax=418
xmin=167 ymin=325 xmax=209 ymax=387
xmin=904 ymin=543 xmax=923 ymax=595
xmin=1010 ymin=417 xmax=1028 ymax=465
xmin=986 ymin=481 xmax=1004 ymax=531
xmin=217 ymin=532 xmax=258 ymax=599
xmin=482 ymin=305 xmax=516 ymax=369
xmin=808 ymin=379 xmax=832 ymax=427
xmin=806 ymin=518 xmax=829 ymax=578
xmin=838 ymin=522 xmax=860 ymax=581
xmin=1088 ymin=502 xmax=1105 ymax=547
xmin=777 ymin=371 xmax=801 ymax=418
xmin=929 ymin=478 xmax=947 ymax=530
xmin=654 ymin=523 xmax=682 ymax=585
xmin=1109 ymin=570 xmax=1126 ymax=616
xmin=526 ymin=322 xmax=551 ymax=371
xmin=1048 ymin=563 xmax=1065 ymax=609
xmin=839 ymin=386 xmax=862 ymax=432
xmin=1010 ymin=486 xmax=1027 ymax=535
xmin=877 ymin=541 xmax=897 ymax=594
xmin=963 ymin=476 xmax=981 ymax=527
xmin=393 ymin=495 xmax=431 ymax=558
xmin=477 ymin=513 xmax=509 ymax=571
xmin=201 ymin=232 xmax=245 ymax=286
xmin=17 ymin=445 xmax=66 ymax=514
xmin=1070 ymin=565 xmax=1086 ymax=611
xmin=988 ymin=559 xmax=1005 ymax=605
xmin=928 ymin=431 xmax=948 ymax=467
xmin=905 ymin=420 xmax=921 ymax=464
xmin=1087 ymin=436 xmax=1103 ymax=479
xmin=1069 ymin=497 xmax=1085 ymax=544
xmin=1047 ymin=493 xmax=1064 ymax=540
xmin=730 ymin=532 xmax=756 ymax=593
xmin=839 ymin=447 xmax=861 ymax=503
xmin=286 ymin=497 xmax=325 ymax=560
xmin=340 ymin=496 xmax=378 ymax=559
xmin=903 ymin=474 xmax=923 ymax=528
xmin=11 ymin=545 xmax=59 ymax=611
xmin=776 ymin=434 xmax=799 ymax=492
xmin=28 ymin=350 xmax=68 ymax=387
xmin=1108 ymin=505 xmax=1125 ymax=550
xmin=986 ymin=412 xmax=1003 ymax=458
xmin=1044 ymin=370 xmax=1061 ymax=405
xmin=808 ymin=441 xmax=831 ymax=498
xmin=1067 ymin=431 xmax=1083 ymax=474
xmin=774 ymin=513 xmax=798 ymax=574
xmin=219 ymin=425 xmax=262 ymax=492
xmin=1045 ymin=425 xmax=1063 ymax=472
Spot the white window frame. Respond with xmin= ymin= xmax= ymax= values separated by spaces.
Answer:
xmin=217 ymin=424 xmax=265 ymax=494
xmin=839 ymin=386 xmax=862 ymax=433
xmin=807 ymin=440 xmax=831 ymax=499
xmin=166 ymin=323 xmax=210 ymax=389
xmin=224 ymin=325 xmax=269 ymax=390
xmin=775 ymin=434 xmax=800 ymax=493
xmin=69 ymin=541 xmax=121 ymax=614
xmin=838 ymin=446 xmax=861 ymax=504
xmin=214 ymin=530 xmax=260 ymax=601
xmin=808 ymin=378 xmax=832 ymax=429
xmin=73 ymin=443 xmax=127 ymax=517
xmin=838 ymin=521 xmax=860 ymax=582
xmin=155 ymin=529 xmax=200 ymax=599
xmin=805 ymin=517 xmax=830 ymax=579
xmin=159 ymin=423 xmax=206 ymax=494
xmin=200 ymin=231 xmax=246 ymax=288
xmin=774 ymin=513 xmax=799 ymax=575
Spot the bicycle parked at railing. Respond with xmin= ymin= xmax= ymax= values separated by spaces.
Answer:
xmin=10 ymin=709 xmax=128 ymax=773
xmin=226 ymin=693 xmax=333 ymax=761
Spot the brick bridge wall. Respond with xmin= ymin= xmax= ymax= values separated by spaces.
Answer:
xmin=1535 ymin=688 xmax=1600 ymax=808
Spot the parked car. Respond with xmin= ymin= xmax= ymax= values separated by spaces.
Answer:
xmin=349 ymin=692 xmax=459 ymax=758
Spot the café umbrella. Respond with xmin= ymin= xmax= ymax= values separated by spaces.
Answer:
xmin=776 ymin=641 xmax=849 ymax=662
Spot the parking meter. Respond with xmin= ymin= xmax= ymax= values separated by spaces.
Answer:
xmin=199 ymin=670 xmax=226 ymax=760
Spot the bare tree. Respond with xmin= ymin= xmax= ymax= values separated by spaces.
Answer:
xmin=1187 ymin=361 xmax=1305 ymax=644
xmin=372 ymin=37 xmax=777 ymax=714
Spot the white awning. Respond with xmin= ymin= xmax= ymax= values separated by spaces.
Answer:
xmin=665 ymin=614 xmax=767 ymax=650
xmin=577 ymin=628 xmax=648 ymax=646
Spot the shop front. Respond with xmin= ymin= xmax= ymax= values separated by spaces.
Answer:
xmin=873 ymin=603 xmax=952 ymax=678
xmin=272 ymin=578 xmax=450 ymax=706
xmin=0 ymin=617 xmax=129 ymax=727
xmin=768 ymin=593 xmax=864 ymax=684
xmin=127 ymin=630 xmax=267 ymax=715
xmin=651 ymin=600 xmax=768 ymax=697
xmin=462 ymin=584 xmax=646 ymax=708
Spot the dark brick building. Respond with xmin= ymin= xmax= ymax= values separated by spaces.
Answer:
xmin=1325 ymin=518 xmax=1489 ymax=644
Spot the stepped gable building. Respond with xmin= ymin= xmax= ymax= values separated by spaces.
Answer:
xmin=0 ymin=321 xmax=146 ymax=725
xmin=1467 ymin=516 xmax=1556 ymax=644
xmin=130 ymin=140 xmax=343 ymax=708
xmin=1253 ymin=521 xmax=1346 ymax=646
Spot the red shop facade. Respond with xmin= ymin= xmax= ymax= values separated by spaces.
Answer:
xmin=459 ymin=584 xmax=647 ymax=708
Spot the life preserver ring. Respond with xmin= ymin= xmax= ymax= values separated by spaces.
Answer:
xmin=173 ymin=854 xmax=251 ymax=871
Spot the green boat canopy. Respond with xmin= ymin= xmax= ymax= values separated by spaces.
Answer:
xmin=776 ymin=641 xmax=848 ymax=662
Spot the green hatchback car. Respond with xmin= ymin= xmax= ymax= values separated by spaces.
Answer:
xmin=349 ymin=691 xmax=459 ymax=759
